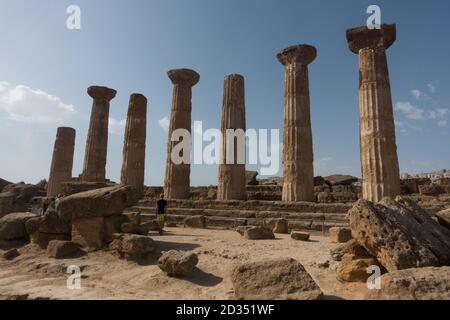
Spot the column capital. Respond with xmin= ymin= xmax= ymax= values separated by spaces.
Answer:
xmin=346 ymin=24 xmax=396 ymax=54
xmin=167 ymin=68 xmax=200 ymax=87
xmin=87 ymin=86 xmax=117 ymax=101
xmin=277 ymin=44 xmax=317 ymax=66
xmin=129 ymin=93 xmax=148 ymax=105
xmin=224 ymin=74 xmax=244 ymax=82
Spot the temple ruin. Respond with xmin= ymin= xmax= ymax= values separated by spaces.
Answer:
xmin=346 ymin=24 xmax=401 ymax=202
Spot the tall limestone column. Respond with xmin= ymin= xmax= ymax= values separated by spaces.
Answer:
xmin=47 ymin=127 xmax=76 ymax=197
xmin=164 ymin=69 xmax=200 ymax=199
xmin=217 ymin=74 xmax=246 ymax=200
xmin=120 ymin=93 xmax=147 ymax=196
xmin=346 ymin=24 xmax=401 ymax=202
xmin=277 ymin=44 xmax=316 ymax=202
xmin=81 ymin=86 xmax=116 ymax=182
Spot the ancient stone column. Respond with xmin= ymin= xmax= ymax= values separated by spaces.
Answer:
xmin=277 ymin=45 xmax=316 ymax=202
xmin=346 ymin=24 xmax=401 ymax=202
xmin=81 ymin=86 xmax=117 ymax=182
xmin=217 ymin=74 xmax=246 ymax=200
xmin=164 ymin=69 xmax=200 ymax=199
xmin=120 ymin=93 xmax=147 ymax=196
xmin=47 ymin=127 xmax=76 ymax=197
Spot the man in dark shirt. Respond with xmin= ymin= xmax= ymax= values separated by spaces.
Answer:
xmin=156 ymin=193 xmax=167 ymax=234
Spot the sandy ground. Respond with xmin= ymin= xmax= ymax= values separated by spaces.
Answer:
xmin=0 ymin=227 xmax=369 ymax=300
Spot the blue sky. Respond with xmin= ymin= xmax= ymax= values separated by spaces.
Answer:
xmin=0 ymin=0 xmax=449 ymax=186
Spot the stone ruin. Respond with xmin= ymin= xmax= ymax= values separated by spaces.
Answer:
xmin=1 ymin=24 xmax=450 ymax=300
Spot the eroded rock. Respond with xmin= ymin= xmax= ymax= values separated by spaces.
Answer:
xmin=348 ymin=197 xmax=450 ymax=271
xmin=365 ymin=267 xmax=450 ymax=300
xmin=158 ymin=250 xmax=198 ymax=276
xmin=231 ymin=258 xmax=322 ymax=300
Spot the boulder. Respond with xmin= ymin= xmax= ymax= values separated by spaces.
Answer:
xmin=25 ymin=210 xmax=71 ymax=235
xmin=337 ymin=254 xmax=382 ymax=282
xmin=291 ymin=231 xmax=310 ymax=241
xmin=46 ymin=240 xmax=83 ymax=259
xmin=330 ymin=239 xmax=371 ymax=262
xmin=158 ymin=250 xmax=198 ymax=276
xmin=235 ymin=226 xmax=252 ymax=236
xmin=0 ymin=192 xmax=15 ymax=216
xmin=0 ymin=178 xmax=12 ymax=192
xmin=231 ymin=258 xmax=322 ymax=300
xmin=72 ymin=217 xmax=105 ymax=250
xmin=265 ymin=218 xmax=288 ymax=234
xmin=244 ymin=226 xmax=275 ymax=240
xmin=324 ymin=175 xmax=358 ymax=186
xmin=183 ymin=215 xmax=206 ymax=229
xmin=330 ymin=243 xmax=349 ymax=261
xmin=348 ymin=197 xmax=450 ymax=272
xmin=0 ymin=212 xmax=36 ymax=240
xmin=104 ymin=215 xmax=128 ymax=243
xmin=365 ymin=267 xmax=450 ymax=300
xmin=329 ymin=227 xmax=352 ymax=243
xmin=245 ymin=171 xmax=258 ymax=186
xmin=2 ymin=183 xmax=44 ymax=203
xmin=109 ymin=233 xmax=155 ymax=260
xmin=2 ymin=248 xmax=20 ymax=260
xmin=435 ymin=208 xmax=450 ymax=230
xmin=57 ymin=185 xmax=138 ymax=220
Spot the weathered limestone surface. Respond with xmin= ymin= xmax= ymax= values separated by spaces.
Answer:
xmin=346 ymin=24 xmax=400 ymax=202
xmin=231 ymin=258 xmax=322 ymax=300
xmin=277 ymin=45 xmax=316 ymax=202
xmin=364 ymin=266 xmax=450 ymax=300
xmin=164 ymin=69 xmax=200 ymax=199
xmin=81 ymin=86 xmax=117 ymax=182
xmin=57 ymin=185 xmax=138 ymax=220
xmin=217 ymin=74 xmax=246 ymax=200
xmin=47 ymin=127 xmax=76 ymax=197
xmin=120 ymin=94 xmax=147 ymax=196
xmin=0 ymin=212 xmax=36 ymax=241
xmin=348 ymin=197 xmax=450 ymax=271
xmin=158 ymin=250 xmax=199 ymax=276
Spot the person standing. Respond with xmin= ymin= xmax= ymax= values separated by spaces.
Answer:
xmin=156 ymin=193 xmax=167 ymax=234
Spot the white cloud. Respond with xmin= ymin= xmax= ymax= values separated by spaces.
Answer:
xmin=158 ymin=116 xmax=170 ymax=132
xmin=427 ymin=82 xmax=436 ymax=93
xmin=394 ymin=102 xmax=426 ymax=120
xmin=410 ymin=90 xmax=422 ymax=100
xmin=0 ymin=81 xmax=75 ymax=124
xmin=394 ymin=101 xmax=449 ymax=128
xmin=109 ymin=117 xmax=126 ymax=135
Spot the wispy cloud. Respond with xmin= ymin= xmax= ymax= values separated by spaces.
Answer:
xmin=394 ymin=101 xmax=449 ymax=129
xmin=410 ymin=89 xmax=422 ymax=100
xmin=0 ymin=81 xmax=75 ymax=124
xmin=427 ymin=81 xmax=437 ymax=93
xmin=158 ymin=116 xmax=170 ymax=132
xmin=109 ymin=117 xmax=126 ymax=135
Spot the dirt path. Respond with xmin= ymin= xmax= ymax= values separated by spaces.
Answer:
xmin=0 ymin=227 xmax=368 ymax=300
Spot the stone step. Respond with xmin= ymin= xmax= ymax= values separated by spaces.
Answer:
xmin=138 ymin=213 xmax=348 ymax=232
xmin=127 ymin=206 xmax=348 ymax=222
xmin=136 ymin=199 xmax=352 ymax=214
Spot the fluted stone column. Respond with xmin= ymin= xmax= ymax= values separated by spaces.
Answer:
xmin=47 ymin=127 xmax=76 ymax=197
xmin=120 ymin=93 xmax=147 ymax=196
xmin=346 ymin=24 xmax=401 ymax=202
xmin=277 ymin=45 xmax=316 ymax=202
xmin=164 ymin=69 xmax=200 ymax=199
xmin=217 ymin=74 xmax=246 ymax=200
xmin=81 ymin=86 xmax=116 ymax=182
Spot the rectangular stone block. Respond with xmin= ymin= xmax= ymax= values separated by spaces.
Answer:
xmin=72 ymin=217 xmax=105 ymax=250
